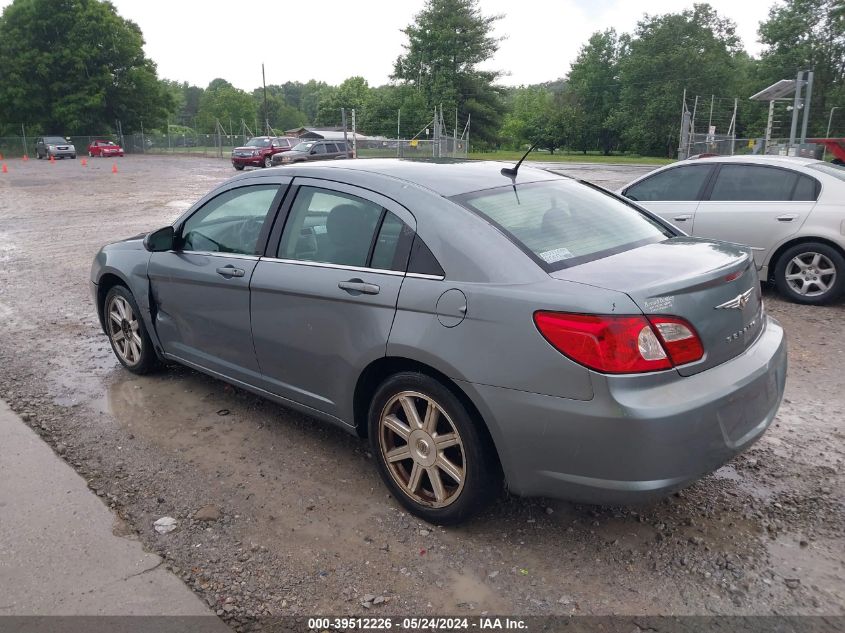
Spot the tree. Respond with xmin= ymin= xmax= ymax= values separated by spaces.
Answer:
xmin=614 ymin=4 xmax=745 ymax=156
xmin=392 ymin=0 xmax=504 ymax=146
xmin=196 ymin=79 xmax=255 ymax=134
xmin=756 ymin=0 xmax=845 ymax=137
xmin=567 ymin=29 xmax=622 ymax=155
xmin=251 ymin=86 xmax=306 ymax=133
xmin=0 ymin=0 xmax=171 ymax=134
xmin=315 ymin=76 xmax=371 ymax=127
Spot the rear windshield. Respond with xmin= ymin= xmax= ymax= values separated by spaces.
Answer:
xmin=808 ymin=162 xmax=845 ymax=182
xmin=455 ymin=180 xmax=673 ymax=271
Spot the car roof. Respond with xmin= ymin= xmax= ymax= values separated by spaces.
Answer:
xmin=252 ymin=158 xmax=562 ymax=197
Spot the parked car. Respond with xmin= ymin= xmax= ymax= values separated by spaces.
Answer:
xmin=35 ymin=136 xmax=76 ymax=160
xmin=231 ymin=136 xmax=298 ymax=170
xmin=620 ymin=156 xmax=845 ymax=305
xmin=91 ymin=160 xmax=786 ymax=524
xmin=87 ymin=139 xmax=124 ymax=158
xmin=271 ymin=139 xmax=352 ymax=165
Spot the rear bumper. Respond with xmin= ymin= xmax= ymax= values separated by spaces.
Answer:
xmin=460 ymin=315 xmax=786 ymax=504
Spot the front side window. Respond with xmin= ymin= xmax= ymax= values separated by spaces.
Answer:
xmin=278 ymin=186 xmax=410 ymax=270
xmin=625 ymin=165 xmax=714 ymax=201
xmin=456 ymin=180 xmax=672 ymax=270
xmin=312 ymin=143 xmax=327 ymax=155
xmin=325 ymin=143 xmax=339 ymax=153
xmin=293 ymin=141 xmax=314 ymax=152
xmin=181 ymin=184 xmax=279 ymax=255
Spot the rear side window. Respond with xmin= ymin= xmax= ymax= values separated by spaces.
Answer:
xmin=792 ymin=175 xmax=819 ymax=201
xmin=625 ymin=165 xmax=713 ymax=201
xmin=709 ymin=165 xmax=817 ymax=201
xmin=456 ymin=180 xmax=672 ymax=271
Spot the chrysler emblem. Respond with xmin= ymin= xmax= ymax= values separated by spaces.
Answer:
xmin=715 ymin=288 xmax=753 ymax=310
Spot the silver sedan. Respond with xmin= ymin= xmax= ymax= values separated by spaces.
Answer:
xmin=91 ymin=160 xmax=786 ymax=524
xmin=620 ymin=155 xmax=845 ymax=305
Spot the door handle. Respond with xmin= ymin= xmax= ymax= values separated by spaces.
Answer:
xmin=777 ymin=214 xmax=799 ymax=222
xmin=673 ymin=214 xmax=692 ymax=222
xmin=338 ymin=279 xmax=380 ymax=295
xmin=216 ymin=265 xmax=245 ymax=278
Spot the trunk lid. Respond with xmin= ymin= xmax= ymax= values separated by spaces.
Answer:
xmin=550 ymin=237 xmax=764 ymax=376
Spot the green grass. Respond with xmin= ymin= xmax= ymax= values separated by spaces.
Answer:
xmin=468 ymin=150 xmax=673 ymax=165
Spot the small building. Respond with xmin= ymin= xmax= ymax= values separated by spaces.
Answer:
xmin=284 ymin=127 xmax=374 ymax=142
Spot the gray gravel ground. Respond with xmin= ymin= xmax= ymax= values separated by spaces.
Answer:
xmin=0 ymin=155 xmax=842 ymax=628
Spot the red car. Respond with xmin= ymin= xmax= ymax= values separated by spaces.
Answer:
xmin=88 ymin=140 xmax=124 ymax=157
xmin=231 ymin=136 xmax=298 ymax=170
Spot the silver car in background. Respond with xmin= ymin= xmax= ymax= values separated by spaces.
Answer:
xmin=91 ymin=160 xmax=786 ymax=524
xmin=620 ymin=156 xmax=845 ymax=304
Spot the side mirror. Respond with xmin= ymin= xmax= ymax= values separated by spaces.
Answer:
xmin=143 ymin=226 xmax=176 ymax=252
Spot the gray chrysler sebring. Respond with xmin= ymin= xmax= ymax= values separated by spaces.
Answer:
xmin=91 ymin=160 xmax=786 ymax=524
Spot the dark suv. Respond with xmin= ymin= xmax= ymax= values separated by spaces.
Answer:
xmin=271 ymin=139 xmax=352 ymax=166
xmin=231 ymin=136 xmax=298 ymax=170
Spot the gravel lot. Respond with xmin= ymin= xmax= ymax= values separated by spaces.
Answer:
xmin=0 ymin=155 xmax=843 ymax=625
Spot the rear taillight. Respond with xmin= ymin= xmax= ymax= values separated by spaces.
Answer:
xmin=533 ymin=312 xmax=704 ymax=374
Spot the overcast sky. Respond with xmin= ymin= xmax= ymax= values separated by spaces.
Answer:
xmin=0 ymin=0 xmax=778 ymax=90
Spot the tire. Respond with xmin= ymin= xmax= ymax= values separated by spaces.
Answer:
xmin=37 ymin=151 xmax=42 ymax=160
xmin=263 ymin=156 xmax=272 ymax=168
xmin=368 ymin=372 xmax=501 ymax=525
xmin=103 ymin=285 xmax=160 ymax=374
xmin=88 ymin=151 xmax=93 ymax=157
xmin=233 ymin=164 xmax=244 ymax=171
xmin=70 ymin=154 xmax=76 ymax=159
xmin=774 ymin=242 xmax=845 ymax=305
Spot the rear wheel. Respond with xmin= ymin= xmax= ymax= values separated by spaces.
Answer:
xmin=103 ymin=285 xmax=160 ymax=374
xmin=774 ymin=242 xmax=845 ymax=305
xmin=369 ymin=372 xmax=500 ymax=525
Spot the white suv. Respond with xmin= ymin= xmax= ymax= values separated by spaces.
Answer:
xmin=620 ymin=156 xmax=845 ymax=305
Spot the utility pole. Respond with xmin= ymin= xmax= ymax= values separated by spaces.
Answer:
xmin=351 ymin=109 xmax=357 ymax=159
xmin=262 ymin=63 xmax=269 ymax=136
xmin=21 ymin=123 xmax=27 ymax=157
xmin=397 ymin=108 xmax=401 ymax=158
xmin=789 ymin=70 xmax=804 ymax=150
xmin=454 ymin=107 xmax=458 ymax=157
xmin=800 ymin=70 xmax=814 ymax=144
xmin=342 ymin=108 xmax=348 ymax=158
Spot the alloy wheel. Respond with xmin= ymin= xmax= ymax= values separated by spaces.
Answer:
xmin=379 ymin=391 xmax=466 ymax=508
xmin=107 ymin=295 xmax=143 ymax=365
xmin=784 ymin=252 xmax=837 ymax=297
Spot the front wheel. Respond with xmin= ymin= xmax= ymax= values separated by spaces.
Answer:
xmin=70 ymin=154 xmax=76 ymax=159
xmin=233 ymin=164 xmax=244 ymax=171
xmin=368 ymin=372 xmax=501 ymax=525
xmin=103 ymin=285 xmax=160 ymax=374
xmin=88 ymin=151 xmax=93 ymax=157
xmin=774 ymin=242 xmax=845 ymax=305
xmin=263 ymin=156 xmax=272 ymax=168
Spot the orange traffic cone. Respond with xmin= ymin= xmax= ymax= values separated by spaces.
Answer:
xmin=49 ymin=155 xmax=55 ymax=163
xmin=2 ymin=163 xmax=7 ymax=173
xmin=22 ymin=154 xmax=28 ymax=161
xmin=81 ymin=158 xmax=87 ymax=167
xmin=111 ymin=162 xmax=118 ymax=174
